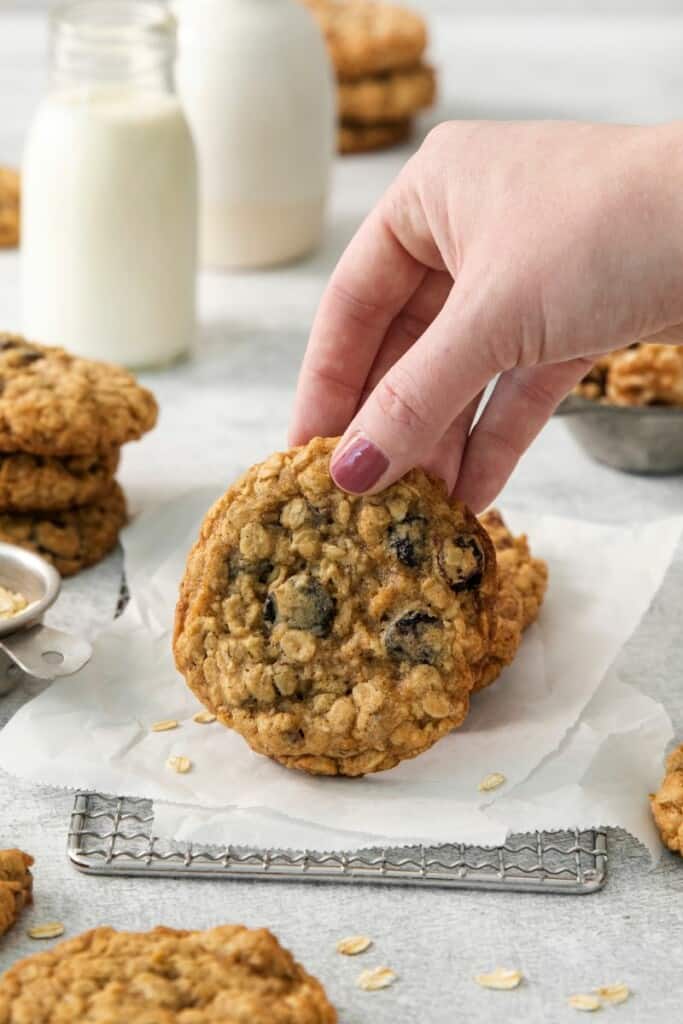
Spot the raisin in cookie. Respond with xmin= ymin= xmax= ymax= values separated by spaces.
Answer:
xmin=0 ymin=480 xmax=126 ymax=576
xmin=303 ymin=0 xmax=428 ymax=79
xmin=0 ymin=849 xmax=33 ymax=938
xmin=338 ymin=64 xmax=436 ymax=124
xmin=0 ymin=334 xmax=157 ymax=455
xmin=339 ymin=118 xmax=412 ymax=154
xmin=0 ymin=168 xmax=20 ymax=249
xmin=475 ymin=509 xmax=548 ymax=692
xmin=174 ymin=437 xmax=496 ymax=777
xmin=0 ymin=924 xmax=337 ymax=1023
xmin=0 ymin=449 xmax=119 ymax=513
xmin=650 ymin=743 xmax=683 ymax=855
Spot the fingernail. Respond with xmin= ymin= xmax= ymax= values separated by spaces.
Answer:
xmin=330 ymin=433 xmax=389 ymax=494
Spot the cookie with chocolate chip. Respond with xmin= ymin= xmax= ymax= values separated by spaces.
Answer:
xmin=0 ymin=480 xmax=126 ymax=576
xmin=475 ymin=509 xmax=548 ymax=692
xmin=0 ymin=334 xmax=157 ymax=456
xmin=174 ymin=437 xmax=496 ymax=777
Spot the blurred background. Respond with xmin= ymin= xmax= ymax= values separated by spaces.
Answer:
xmin=5 ymin=0 xmax=683 ymax=161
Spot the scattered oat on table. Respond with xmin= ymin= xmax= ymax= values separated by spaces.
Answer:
xmin=478 ymin=772 xmax=506 ymax=793
xmin=28 ymin=922 xmax=64 ymax=940
xmin=336 ymin=935 xmax=372 ymax=956
xmin=474 ymin=967 xmax=523 ymax=990
xmin=151 ymin=719 xmax=178 ymax=733
xmin=357 ymin=966 xmax=396 ymax=991
xmin=568 ymin=993 xmax=602 ymax=1012
xmin=167 ymin=755 xmax=191 ymax=774
xmin=192 ymin=711 xmax=216 ymax=725
xmin=595 ymin=984 xmax=630 ymax=1005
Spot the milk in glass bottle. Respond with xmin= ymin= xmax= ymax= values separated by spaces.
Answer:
xmin=22 ymin=1 xmax=197 ymax=368
xmin=174 ymin=0 xmax=334 ymax=269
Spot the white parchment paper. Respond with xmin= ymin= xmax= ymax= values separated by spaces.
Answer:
xmin=0 ymin=491 xmax=678 ymax=853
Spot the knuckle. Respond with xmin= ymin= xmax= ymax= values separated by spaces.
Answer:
xmin=392 ymin=308 xmax=432 ymax=345
xmin=474 ymin=425 xmax=523 ymax=467
xmin=512 ymin=375 xmax=559 ymax=414
xmin=374 ymin=367 xmax=433 ymax=438
xmin=308 ymin=363 xmax=359 ymax=402
xmin=326 ymin=279 xmax=386 ymax=332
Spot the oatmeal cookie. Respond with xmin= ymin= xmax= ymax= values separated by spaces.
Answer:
xmin=650 ymin=743 xmax=683 ymax=855
xmin=0 ymin=168 xmax=20 ymax=249
xmin=303 ymin=0 xmax=427 ymax=78
xmin=0 ymin=924 xmax=337 ymax=1022
xmin=475 ymin=509 xmax=548 ymax=691
xmin=174 ymin=437 xmax=496 ymax=777
xmin=338 ymin=63 xmax=435 ymax=124
xmin=0 ymin=334 xmax=157 ymax=455
xmin=0 ymin=448 xmax=119 ymax=513
xmin=607 ymin=343 xmax=683 ymax=406
xmin=339 ymin=118 xmax=412 ymax=154
xmin=0 ymin=849 xmax=33 ymax=938
xmin=0 ymin=480 xmax=126 ymax=576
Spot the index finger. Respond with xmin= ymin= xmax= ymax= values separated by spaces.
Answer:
xmin=289 ymin=203 xmax=425 ymax=445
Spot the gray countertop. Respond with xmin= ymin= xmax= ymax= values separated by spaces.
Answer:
xmin=1 ymin=7 xmax=683 ymax=1022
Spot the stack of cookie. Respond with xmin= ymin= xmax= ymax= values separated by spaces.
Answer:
xmin=0 ymin=334 xmax=157 ymax=576
xmin=303 ymin=0 xmax=436 ymax=154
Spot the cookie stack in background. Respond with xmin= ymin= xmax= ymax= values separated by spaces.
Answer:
xmin=0 ymin=334 xmax=157 ymax=576
xmin=0 ymin=168 xmax=20 ymax=249
xmin=302 ymin=0 xmax=436 ymax=154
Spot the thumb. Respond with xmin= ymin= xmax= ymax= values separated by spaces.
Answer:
xmin=329 ymin=287 xmax=503 ymax=494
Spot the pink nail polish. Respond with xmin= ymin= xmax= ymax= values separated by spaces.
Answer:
xmin=331 ymin=434 xmax=389 ymax=494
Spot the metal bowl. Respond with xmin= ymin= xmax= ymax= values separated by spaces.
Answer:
xmin=0 ymin=542 xmax=61 ymax=636
xmin=555 ymin=396 xmax=683 ymax=474
xmin=0 ymin=544 xmax=61 ymax=696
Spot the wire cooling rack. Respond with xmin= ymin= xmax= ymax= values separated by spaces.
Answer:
xmin=67 ymin=792 xmax=608 ymax=894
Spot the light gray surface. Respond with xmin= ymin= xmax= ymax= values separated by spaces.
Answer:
xmin=1 ymin=8 xmax=683 ymax=1022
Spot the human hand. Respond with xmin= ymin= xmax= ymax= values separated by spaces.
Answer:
xmin=290 ymin=120 xmax=683 ymax=510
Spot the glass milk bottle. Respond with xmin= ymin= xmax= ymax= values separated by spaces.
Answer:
xmin=174 ymin=0 xmax=334 ymax=269
xmin=22 ymin=1 xmax=197 ymax=369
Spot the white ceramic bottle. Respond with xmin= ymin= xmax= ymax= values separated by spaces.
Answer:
xmin=22 ymin=1 xmax=197 ymax=369
xmin=174 ymin=0 xmax=334 ymax=269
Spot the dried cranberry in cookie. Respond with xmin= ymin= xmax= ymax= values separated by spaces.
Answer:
xmin=174 ymin=437 xmax=496 ymax=777
xmin=439 ymin=534 xmax=486 ymax=592
xmin=384 ymin=608 xmax=443 ymax=665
